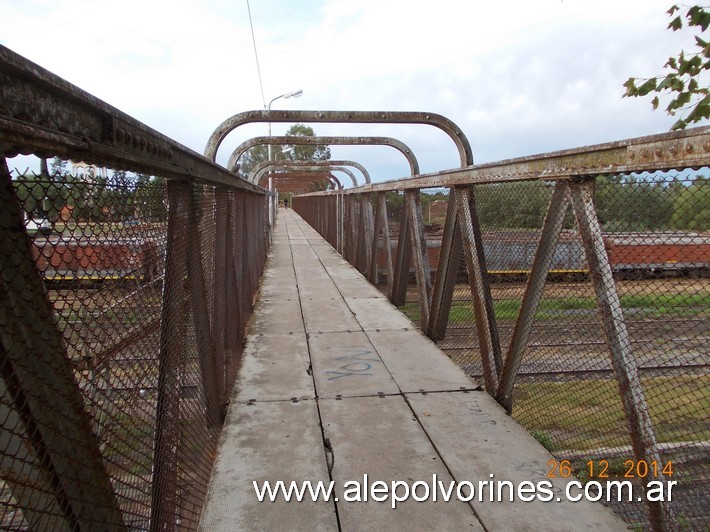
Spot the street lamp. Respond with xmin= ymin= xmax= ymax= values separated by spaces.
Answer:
xmin=265 ymin=89 xmax=302 ymax=233
xmin=267 ymin=89 xmax=303 ymax=161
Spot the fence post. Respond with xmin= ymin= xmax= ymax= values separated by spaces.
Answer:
xmin=405 ymin=190 xmax=432 ymax=330
xmin=185 ymin=189 xmax=222 ymax=426
xmin=361 ymin=195 xmax=375 ymax=276
xmin=391 ymin=193 xmax=412 ymax=306
xmin=212 ymin=187 xmax=229 ymax=413
xmin=496 ymin=182 xmax=571 ymax=410
xmin=151 ymin=179 xmax=190 ymax=532
xmin=427 ymin=189 xmax=462 ymax=341
xmin=454 ymin=186 xmax=502 ymax=394
xmin=568 ymin=179 xmax=674 ymax=531
xmin=375 ymin=193 xmax=394 ymax=294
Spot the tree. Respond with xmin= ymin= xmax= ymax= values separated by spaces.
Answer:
xmin=671 ymin=175 xmax=709 ymax=230
xmin=623 ymin=5 xmax=710 ymax=129
xmin=50 ymin=156 xmax=68 ymax=176
xmin=237 ymin=124 xmax=331 ymax=179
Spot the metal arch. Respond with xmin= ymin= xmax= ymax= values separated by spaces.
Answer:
xmin=228 ymin=135 xmax=420 ymax=176
xmin=260 ymin=171 xmax=343 ymax=191
xmin=251 ymin=160 xmax=368 ymax=186
xmin=204 ymin=110 xmax=473 ymax=167
xmin=269 ymin=166 xmax=359 ymax=188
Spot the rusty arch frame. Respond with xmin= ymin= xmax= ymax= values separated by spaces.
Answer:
xmin=204 ymin=110 xmax=473 ymax=167
xmin=261 ymin=171 xmax=343 ymax=192
xmin=228 ymin=135 xmax=420 ymax=176
xmin=252 ymin=160 xmax=369 ymax=186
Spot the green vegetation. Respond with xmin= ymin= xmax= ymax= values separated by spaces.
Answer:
xmin=623 ymin=4 xmax=709 ymax=130
xmin=416 ymin=176 xmax=709 ymax=233
xmin=13 ymin=162 xmax=167 ymax=225
xmin=512 ymin=375 xmax=710 ymax=451
xmin=236 ymin=124 xmax=331 ymax=182
xmin=400 ymin=292 xmax=709 ymax=324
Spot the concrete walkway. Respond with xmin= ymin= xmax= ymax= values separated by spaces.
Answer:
xmin=199 ymin=209 xmax=625 ymax=531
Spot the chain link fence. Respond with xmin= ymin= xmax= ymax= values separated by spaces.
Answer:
xmin=387 ymin=173 xmax=709 ymax=529
xmin=1 ymin=158 xmax=266 ymax=530
xmin=296 ymin=170 xmax=708 ymax=530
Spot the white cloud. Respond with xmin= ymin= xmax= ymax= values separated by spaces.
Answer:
xmin=2 ymin=0 xmax=705 ymax=180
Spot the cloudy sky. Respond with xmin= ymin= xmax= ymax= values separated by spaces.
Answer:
xmin=2 ymin=0 xmax=705 ymax=182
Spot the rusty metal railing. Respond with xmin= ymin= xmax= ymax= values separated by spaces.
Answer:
xmin=293 ymin=126 xmax=710 ymax=531
xmin=1 ymin=45 xmax=268 ymax=530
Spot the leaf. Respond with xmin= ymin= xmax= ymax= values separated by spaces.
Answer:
xmin=685 ymin=94 xmax=710 ymax=123
xmin=668 ymin=15 xmax=683 ymax=31
xmin=622 ymin=77 xmax=638 ymax=96
xmin=658 ymin=74 xmax=676 ymax=90
xmin=687 ymin=5 xmax=710 ymax=32
xmin=637 ymin=77 xmax=658 ymax=95
xmin=667 ymin=4 xmax=680 ymax=16
xmin=666 ymin=56 xmax=679 ymax=69
xmin=652 ymin=96 xmax=660 ymax=110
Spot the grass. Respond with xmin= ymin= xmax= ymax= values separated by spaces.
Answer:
xmin=400 ymin=292 xmax=709 ymax=323
xmin=511 ymin=375 xmax=710 ymax=451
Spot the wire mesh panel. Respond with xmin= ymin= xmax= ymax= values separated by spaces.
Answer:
xmin=296 ymin=167 xmax=708 ymax=530
xmin=1 ymin=158 xmax=266 ymax=530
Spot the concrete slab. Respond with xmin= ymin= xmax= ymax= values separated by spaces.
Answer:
xmin=328 ymin=278 xmax=387 ymax=299
xmin=249 ymin=298 xmax=304 ymax=335
xmin=319 ymin=396 xmax=484 ymax=530
xmin=406 ymin=391 xmax=627 ymax=531
xmin=235 ymin=332 xmax=314 ymax=402
xmin=308 ymin=331 xmax=400 ymax=397
xmin=367 ymin=329 xmax=475 ymax=392
xmin=300 ymin=296 xmax=360 ymax=333
xmin=296 ymin=282 xmax=343 ymax=302
xmin=345 ymin=297 xmax=413 ymax=331
xmin=200 ymin=401 xmax=337 ymax=531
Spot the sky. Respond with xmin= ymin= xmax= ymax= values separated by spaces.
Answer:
xmin=2 ymin=0 xmax=706 ymax=184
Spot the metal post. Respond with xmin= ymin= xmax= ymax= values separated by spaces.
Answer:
xmin=568 ymin=179 xmax=674 ymax=531
xmin=151 ymin=180 xmax=188 ymax=532
xmin=454 ymin=186 xmax=502 ymax=394
xmin=391 ymin=193 xmax=412 ymax=306
xmin=405 ymin=190 xmax=432 ymax=330
xmin=427 ymin=189 xmax=463 ymax=341
xmin=496 ymin=182 xmax=571 ymax=410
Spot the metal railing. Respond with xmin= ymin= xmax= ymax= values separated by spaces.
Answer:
xmin=293 ymin=127 xmax=710 ymax=531
xmin=1 ymin=46 xmax=267 ymax=530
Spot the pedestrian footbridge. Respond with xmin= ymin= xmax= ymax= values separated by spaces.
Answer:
xmin=1 ymin=45 xmax=706 ymax=531
xmin=199 ymin=209 xmax=625 ymax=531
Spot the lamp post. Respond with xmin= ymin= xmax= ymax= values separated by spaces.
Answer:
xmin=266 ymin=89 xmax=303 ymax=161
xmin=265 ymin=89 xmax=302 ymax=236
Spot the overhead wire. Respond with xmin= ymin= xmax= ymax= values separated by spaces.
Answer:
xmin=246 ymin=0 xmax=266 ymax=109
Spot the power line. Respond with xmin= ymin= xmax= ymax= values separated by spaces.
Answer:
xmin=246 ymin=0 xmax=266 ymax=109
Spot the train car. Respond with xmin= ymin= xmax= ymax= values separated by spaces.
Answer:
xmin=31 ymin=236 xmax=160 ymax=283
xmin=374 ymin=230 xmax=709 ymax=282
xmin=605 ymin=232 xmax=710 ymax=277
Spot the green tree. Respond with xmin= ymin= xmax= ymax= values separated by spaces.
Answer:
xmin=671 ymin=175 xmax=709 ymax=230
xmin=237 ymin=124 xmax=331 ymax=179
xmin=476 ymin=181 xmax=552 ymax=229
xmin=134 ymin=174 xmax=167 ymax=221
xmin=595 ymin=175 xmax=674 ymax=231
xmin=623 ymin=4 xmax=710 ymax=129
